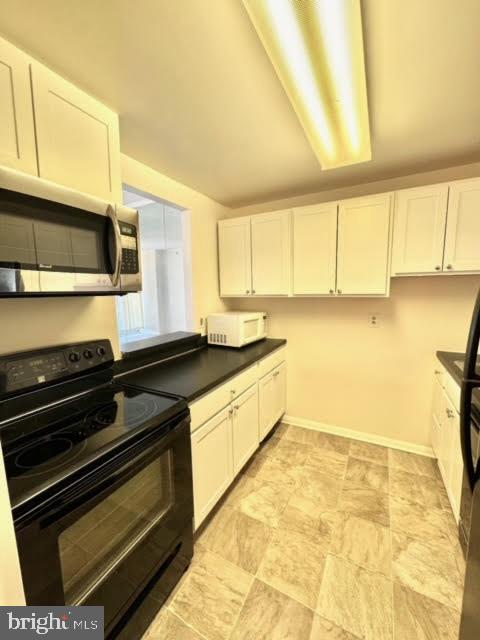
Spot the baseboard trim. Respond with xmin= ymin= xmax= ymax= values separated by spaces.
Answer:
xmin=283 ymin=414 xmax=435 ymax=458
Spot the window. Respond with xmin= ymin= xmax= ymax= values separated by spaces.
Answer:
xmin=116 ymin=186 xmax=193 ymax=352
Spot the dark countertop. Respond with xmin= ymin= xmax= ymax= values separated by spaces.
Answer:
xmin=436 ymin=351 xmax=465 ymax=385
xmin=117 ymin=338 xmax=287 ymax=402
xmin=437 ymin=350 xmax=480 ymax=420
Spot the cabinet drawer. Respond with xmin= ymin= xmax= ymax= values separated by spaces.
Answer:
xmin=190 ymin=363 xmax=258 ymax=432
xmin=444 ymin=371 xmax=461 ymax=413
xmin=258 ymin=346 xmax=286 ymax=379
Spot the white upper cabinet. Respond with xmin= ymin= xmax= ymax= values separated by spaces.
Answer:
xmin=251 ymin=210 xmax=291 ymax=295
xmin=292 ymin=203 xmax=337 ymax=295
xmin=392 ymin=185 xmax=448 ymax=275
xmin=444 ymin=178 xmax=480 ymax=272
xmin=218 ymin=217 xmax=252 ymax=296
xmin=337 ymin=194 xmax=392 ymax=295
xmin=0 ymin=37 xmax=37 ymax=174
xmin=30 ymin=63 xmax=121 ymax=201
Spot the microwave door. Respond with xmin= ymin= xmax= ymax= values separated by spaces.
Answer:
xmin=0 ymin=167 xmax=121 ymax=296
xmin=0 ymin=211 xmax=40 ymax=293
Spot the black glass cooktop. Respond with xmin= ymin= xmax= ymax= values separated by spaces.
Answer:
xmin=1 ymin=382 xmax=187 ymax=510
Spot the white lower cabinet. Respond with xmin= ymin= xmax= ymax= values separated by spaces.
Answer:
xmin=232 ymin=384 xmax=259 ymax=475
xmin=259 ymin=362 xmax=286 ymax=441
xmin=190 ymin=348 xmax=287 ymax=529
xmin=430 ymin=367 xmax=463 ymax=522
xmin=191 ymin=406 xmax=233 ymax=529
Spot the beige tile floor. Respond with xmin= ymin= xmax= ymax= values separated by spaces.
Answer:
xmin=143 ymin=423 xmax=466 ymax=640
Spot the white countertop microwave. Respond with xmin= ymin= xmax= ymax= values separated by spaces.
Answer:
xmin=0 ymin=166 xmax=141 ymax=297
xmin=207 ymin=312 xmax=267 ymax=348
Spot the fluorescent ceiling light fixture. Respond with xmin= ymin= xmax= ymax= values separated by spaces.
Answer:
xmin=243 ymin=0 xmax=371 ymax=169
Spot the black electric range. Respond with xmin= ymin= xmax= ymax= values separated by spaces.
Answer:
xmin=0 ymin=339 xmax=194 ymax=639
xmin=2 ymin=380 xmax=186 ymax=513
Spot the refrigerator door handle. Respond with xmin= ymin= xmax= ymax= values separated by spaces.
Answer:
xmin=461 ymin=382 xmax=479 ymax=491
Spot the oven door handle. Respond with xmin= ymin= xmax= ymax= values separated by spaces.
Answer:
xmin=107 ymin=204 xmax=122 ymax=287
xmin=38 ymin=415 xmax=189 ymax=527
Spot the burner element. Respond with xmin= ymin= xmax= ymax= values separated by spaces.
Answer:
xmin=16 ymin=437 xmax=73 ymax=470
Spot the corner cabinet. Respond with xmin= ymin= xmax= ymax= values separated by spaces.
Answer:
xmin=337 ymin=194 xmax=392 ymax=296
xmin=0 ymin=36 xmax=37 ymax=174
xmin=30 ymin=63 xmax=122 ymax=202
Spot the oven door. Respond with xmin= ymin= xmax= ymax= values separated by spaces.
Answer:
xmin=0 ymin=167 xmax=123 ymax=296
xmin=14 ymin=411 xmax=193 ymax=635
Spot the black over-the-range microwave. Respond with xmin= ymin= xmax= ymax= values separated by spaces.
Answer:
xmin=0 ymin=166 xmax=141 ymax=297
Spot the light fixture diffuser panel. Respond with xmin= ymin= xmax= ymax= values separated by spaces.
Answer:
xmin=243 ymin=0 xmax=371 ymax=169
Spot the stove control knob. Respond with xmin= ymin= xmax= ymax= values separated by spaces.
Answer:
xmin=83 ymin=349 xmax=93 ymax=360
xmin=96 ymin=346 xmax=106 ymax=357
xmin=68 ymin=352 xmax=81 ymax=363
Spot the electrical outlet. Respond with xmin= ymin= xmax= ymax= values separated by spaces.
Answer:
xmin=368 ymin=313 xmax=380 ymax=328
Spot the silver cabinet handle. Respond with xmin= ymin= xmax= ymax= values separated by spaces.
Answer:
xmin=329 ymin=289 xmax=334 ymax=294
xmin=273 ymin=370 xmax=280 ymax=377
xmin=337 ymin=289 xmax=342 ymax=295
xmin=107 ymin=204 xmax=122 ymax=287
xmin=252 ymin=289 xmax=256 ymax=294
xmin=234 ymin=405 xmax=239 ymax=410
xmin=246 ymin=289 xmax=250 ymax=294
xmin=435 ymin=266 xmax=441 ymax=271
xmin=228 ymin=407 xmax=233 ymax=416
xmin=446 ymin=264 xmax=453 ymax=270
xmin=231 ymin=389 xmax=236 ymax=395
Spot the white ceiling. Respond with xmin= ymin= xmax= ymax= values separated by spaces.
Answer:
xmin=1 ymin=0 xmax=479 ymax=207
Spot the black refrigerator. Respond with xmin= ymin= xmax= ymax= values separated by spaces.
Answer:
xmin=460 ymin=289 xmax=480 ymax=639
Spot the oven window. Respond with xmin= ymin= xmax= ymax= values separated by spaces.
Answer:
xmin=58 ymin=451 xmax=174 ymax=604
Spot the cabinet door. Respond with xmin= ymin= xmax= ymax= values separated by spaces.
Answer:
xmin=218 ymin=217 xmax=252 ymax=296
xmin=232 ymin=384 xmax=259 ymax=475
xmin=292 ymin=203 xmax=337 ymax=295
xmin=337 ymin=194 xmax=392 ymax=295
xmin=258 ymin=362 xmax=286 ymax=441
xmin=392 ymin=185 xmax=448 ymax=274
xmin=0 ymin=36 xmax=37 ymax=174
xmin=251 ymin=210 xmax=291 ymax=295
xmin=272 ymin=361 xmax=287 ymax=424
xmin=191 ymin=407 xmax=233 ymax=529
xmin=30 ymin=62 xmax=121 ymax=201
xmin=258 ymin=370 xmax=276 ymax=442
xmin=431 ymin=375 xmax=445 ymax=460
xmin=444 ymin=178 xmax=480 ymax=272
xmin=449 ymin=408 xmax=463 ymax=523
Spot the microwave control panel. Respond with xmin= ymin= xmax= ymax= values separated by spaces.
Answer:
xmin=119 ymin=222 xmax=139 ymax=274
